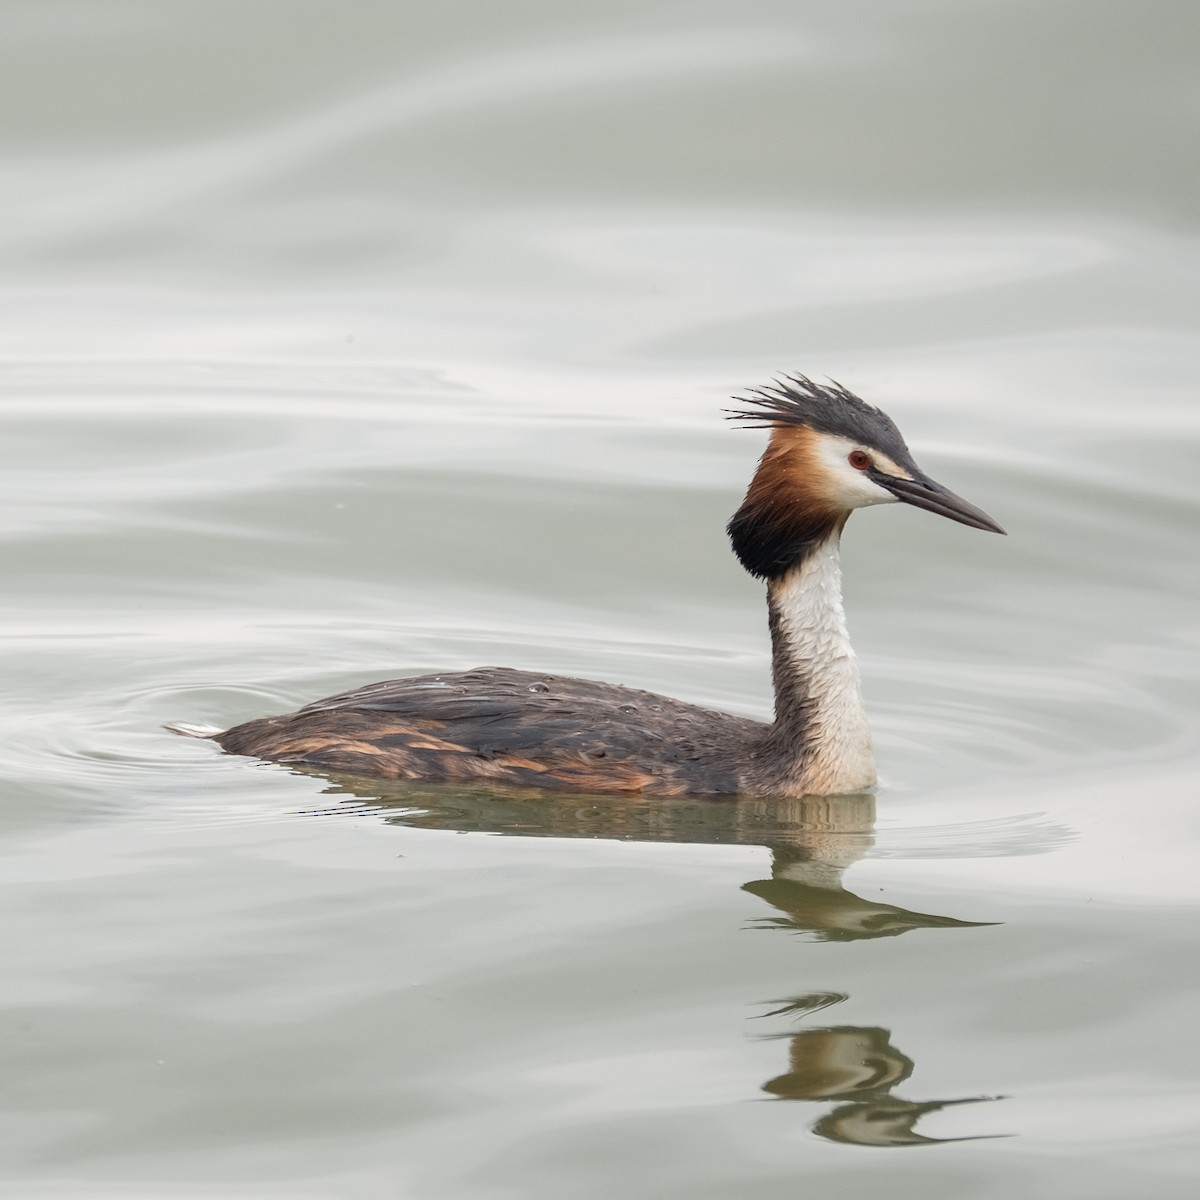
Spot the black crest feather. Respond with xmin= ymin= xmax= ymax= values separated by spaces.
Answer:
xmin=726 ymin=373 xmax=911 ymax=463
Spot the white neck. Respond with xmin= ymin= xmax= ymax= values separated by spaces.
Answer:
xmin=767 ymin=536 xmax=876 ymax=795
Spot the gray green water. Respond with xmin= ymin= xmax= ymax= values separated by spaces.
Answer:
xmin=4 ymin=1 xmax=1200 ymax=1196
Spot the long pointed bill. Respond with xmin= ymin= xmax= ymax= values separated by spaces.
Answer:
xmin=873 ymin=473 xmax=1007 ymax=534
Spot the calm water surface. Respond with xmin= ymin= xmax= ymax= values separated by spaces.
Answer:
xmin=4 ymin=2 xmax=1200 ymax=1197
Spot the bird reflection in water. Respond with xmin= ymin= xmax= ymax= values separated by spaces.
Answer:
xmin=297 ymin=775 xmax=1020 ymax=1147
xmin=735 ymin=797 xmax=993 ymax=940
xmin=307 ymin=781 xmax=994 ymax=940
xmin=755 ymin=995 xmax=1004 ymax=1146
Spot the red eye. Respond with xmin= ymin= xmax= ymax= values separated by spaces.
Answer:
xmin=848 ymin=450 xmax=871 ymax=470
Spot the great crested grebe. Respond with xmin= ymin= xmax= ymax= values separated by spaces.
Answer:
xmin=171 ymin=376 xmax=1004 ymax=797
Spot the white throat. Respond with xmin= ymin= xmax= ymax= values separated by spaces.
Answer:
xmin=770 ymin=536 xmax=876 ymax=795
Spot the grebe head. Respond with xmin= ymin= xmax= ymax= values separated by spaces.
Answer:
xmin=727 ymin=374 xmax=1005 ymax=580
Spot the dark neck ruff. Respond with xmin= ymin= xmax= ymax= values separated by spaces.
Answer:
xmin=725 ymin=425 xmax=844 ymax=582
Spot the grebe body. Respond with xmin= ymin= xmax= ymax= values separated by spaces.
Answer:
xmin=176 ymin=377 xmax=1004 ymax=797
xmin=216 ymin=667 xmax=763 ymax=795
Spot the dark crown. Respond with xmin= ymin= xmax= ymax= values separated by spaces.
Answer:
xmin=726 ymin=374 xmax=912 ymax=465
